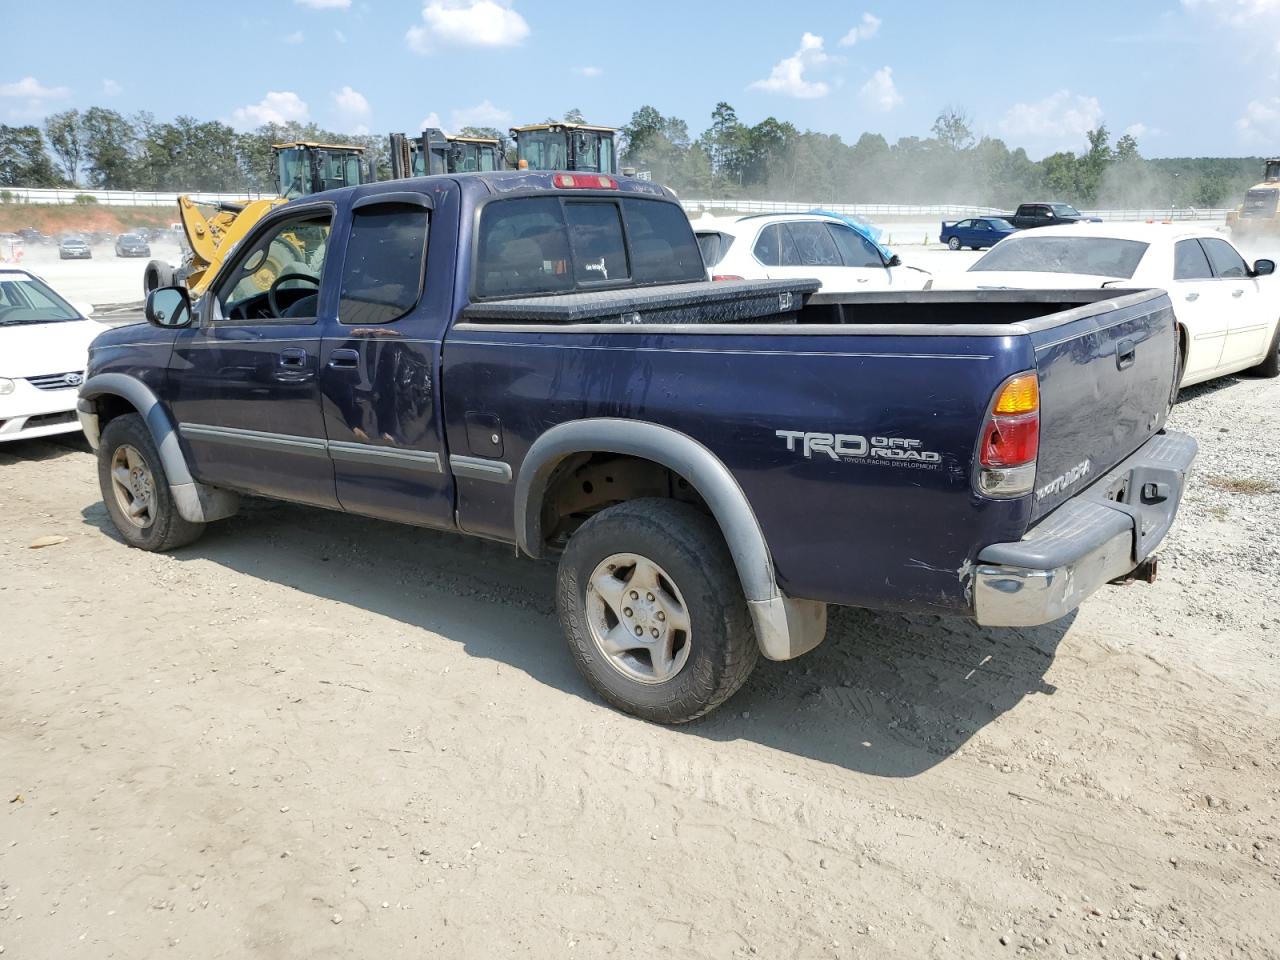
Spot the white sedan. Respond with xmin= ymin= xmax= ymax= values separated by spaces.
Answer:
xmin=940 ymin=223 xmax=1279 ymax=387
xmin=0 ymin=267 xmax=103 ymax=442
xmin=692 ymin=213 xmax=932 ymax=292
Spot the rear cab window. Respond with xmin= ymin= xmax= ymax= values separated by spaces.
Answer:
xmin=473 ymin=194 xmax=703 ymax=299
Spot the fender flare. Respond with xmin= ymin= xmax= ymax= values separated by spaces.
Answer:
xmin=78 ymin=373 xmax=239 ymax=524
xmin=514 ymin=418 xmax=826 ymax=661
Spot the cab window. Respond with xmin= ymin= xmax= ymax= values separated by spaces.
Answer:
xmin=337 ymin=204 xmax=428 ymax=325
xmin=216 ymin=212 xmax=332 ymax=322
xmin=1199 ymin=238 xmax=1248 ymax=279
xmin=826 ymin=224 xmax=884 ymax=268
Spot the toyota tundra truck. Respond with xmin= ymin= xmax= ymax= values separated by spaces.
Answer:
xmin=77 ymin=171 xmax=1197 ymax=724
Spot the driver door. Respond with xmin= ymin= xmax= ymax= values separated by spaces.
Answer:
xmin=166 ymin=204 xmax=339 ymax=508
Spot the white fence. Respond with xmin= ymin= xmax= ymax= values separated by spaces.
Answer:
xmin=1 ymin=185 xmax=1231 ymax=223
xmin=0 ymin=186 xmax=268 ymax=207
xmin=680 ymin=198 xmax=1229 ymax=222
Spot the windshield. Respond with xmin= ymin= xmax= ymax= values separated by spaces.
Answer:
xmin=1050 ymin=204 xmax=1082 ymax=217
xmin=970 ymin=236 xmax=1149 ymax=278
xmin=0 ymin=274 xmax=82 ymax=325
xmin=277 ymin=147 xmax=310 ymax=199
xmin=1266 ymin=161 xmax=1280 ymax=182
xmin=517 ymin=131 xmax=568 ymax=171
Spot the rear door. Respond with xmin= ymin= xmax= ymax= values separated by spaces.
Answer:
xmin=1171 ymin=238 xmax=1226 ymax=382
xmin=1029 ymin=292 xmax=1178 ymax=521
xmin=1201 ymin=237 xmax=1270 ymax=369
xmin=754 ymin=221 xmax=872 ymax=291
xmin=318 ymin=191 xmax=455 ymax=528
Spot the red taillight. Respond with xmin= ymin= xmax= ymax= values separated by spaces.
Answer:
xmin=553 ymin=173 xmax=617 ymax=189
xmin=976 ymin=372 xmax=1040 ymax=498
xmin=711 ymin=274 xmax=744 ymax=281
xmin=979 ymin=412 xmax=1039 ymax=467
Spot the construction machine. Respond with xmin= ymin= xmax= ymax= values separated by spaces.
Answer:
xmin=143 ymin=141 xmax=372 ymax=297
xmin=510 ymin=122 xmax=618 ymax=175
xmin=388 ymin=128 xmax=504 ymax=177
xmin=1226 ymin=158 xmax=1280 ymax=238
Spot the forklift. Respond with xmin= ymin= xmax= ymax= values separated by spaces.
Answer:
xmin=510 ymin=122 xmax=619 ymax=175
xmin=388 ymin=128 xmax=505 ymax=177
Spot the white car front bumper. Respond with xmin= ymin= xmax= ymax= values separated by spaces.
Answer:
xmin=0 ymin=377 xmax=84 ymax=443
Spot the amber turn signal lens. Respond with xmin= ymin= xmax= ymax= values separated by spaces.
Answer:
xmin=993 ymin=373 xmax=1039 ymax=415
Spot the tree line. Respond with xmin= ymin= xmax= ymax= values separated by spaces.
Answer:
xmin=0 ymin=102 xmax=1265 ymax=211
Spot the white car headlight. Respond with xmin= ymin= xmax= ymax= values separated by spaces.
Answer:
xmin=0 ymin=378 xmax=14 ymax=396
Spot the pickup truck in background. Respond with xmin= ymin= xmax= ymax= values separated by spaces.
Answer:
xmin=77 ymin=171 xmax=1197 ymax=724
xmin=1002 ymin=202 xmax=1103 ymax=229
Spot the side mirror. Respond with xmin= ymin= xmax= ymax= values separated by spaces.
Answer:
xmin=145 ymin=286 xmax=193 ymax=329
xmin=1253 ymin=259 xmax=1275 ymax=277
xmin=886 ymin=254 xmax=902 ymax=267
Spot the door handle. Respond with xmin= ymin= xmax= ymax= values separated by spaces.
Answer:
xmin=1116 ymin=339 xmax=1137 ymax=370
xmin=1232 ymin=289 xmax=1244 ymax=298
xmin=278 ymin=347 xmax=308 ymax=368
xmin=1184 ymin=292 xmax=1199 ymax=302
xmin=327 ymin=348 xmax=360 ymax=369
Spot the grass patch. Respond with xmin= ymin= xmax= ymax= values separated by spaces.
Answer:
xmin=1209 ymin=475 xmax=1280 ymax=496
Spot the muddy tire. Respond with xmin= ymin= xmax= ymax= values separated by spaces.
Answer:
xmin=556 ymin=498 xmax=758 ymax=724
xmin=97 ymin=413 xmax=204 ymax=552
xmin=143 ymin=259 xmax=175 ymax=295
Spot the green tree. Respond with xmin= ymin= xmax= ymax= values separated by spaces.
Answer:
xmin=44 ymin=109 xmax=84 ymax=184
xmin=932 ymin=106 xmax=975 ymax=151
xmin=82 ymin=107 xmax=137 ymax=189
xmin=0 ymin=124 xmax=62 ymax=186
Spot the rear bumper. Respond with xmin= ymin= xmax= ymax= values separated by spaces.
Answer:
xmin=973 ymin=430 xmax=1197 ymax=627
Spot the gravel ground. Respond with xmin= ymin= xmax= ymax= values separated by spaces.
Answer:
xmin=1 ymin=365 xmax=1278 ymax=958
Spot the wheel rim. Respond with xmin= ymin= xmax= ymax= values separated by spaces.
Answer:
xmin=585 ymin=552 xmax=693 ymax=685
xmin=109 ymin=444 xmax=157 ymax=529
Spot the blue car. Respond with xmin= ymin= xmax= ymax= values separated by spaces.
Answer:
xmin=940 ymin=217 xmax=1017 ymax=251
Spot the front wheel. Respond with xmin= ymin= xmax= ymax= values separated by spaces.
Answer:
xmin=947 ymin=237 xmax=961 ymax=251
xmin=1249 ymin=320 xmax=1280 ymax=378
xmin=556 ymin=499 xmax=758 ymax=724
xmin=97 ymin=413 xmax=204 ymax=551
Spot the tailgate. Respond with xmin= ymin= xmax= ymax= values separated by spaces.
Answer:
xmin=1028 ymin=290 xmax=1177 ymax=521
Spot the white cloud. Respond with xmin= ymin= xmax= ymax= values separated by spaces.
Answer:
xmin=1237 ymin=96 xmax=1280 ymax=140
xmin=406 ymin=1 xmax=530 ymax=53
xmin=295 ymin=0 xmax=350 ymax=8
xmin=0 ymin=76 xmax=70 ymax=100
xmin=101 ymin=78 xmax=122 ymax=96
xmin=1123 ymin=122 xmax=1162 ymax=141
xmin=573 ymin=65 xmax=603 ymax=77
xmin=450 ymin=99 xmax=512 ymax=129
xmin=749 ymin=33 xmax=832 ymax=99
xmin=420 ymin=112 xmax=443 ymax=130
xmin=859 ymin=66 xmax=901 ymax=112
xmin=998 ymin=90 xmax=1103 ymax=154
xmin=839 ymin=13 xmax=881 ymax=46
xmin=284 ymin=30 xmax=305 ymax=44
xmin=351 ymin=123 xmax=370 ymax=136
xmin=333 ymin=85 xmax=370 ymax=118
xmin=229 ymin=91 xmax=310 ymax=130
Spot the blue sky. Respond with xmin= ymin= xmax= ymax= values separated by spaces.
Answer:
xmin=0 ymin=0 xmax=1271 ymax=159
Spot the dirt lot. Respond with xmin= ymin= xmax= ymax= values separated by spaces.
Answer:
xmin=1 ymin=366 xmax=1278 ymax=959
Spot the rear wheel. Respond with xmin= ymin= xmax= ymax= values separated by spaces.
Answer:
xmin=97 ymin=414 xmax=204 ymax=552
xmin=1249 ymin=320 xmax=1280 ymax=378
xmin=556 ymin=498 xmax=758 ymax=724
xmin=947 ymin=237 xmax=961 ymax=251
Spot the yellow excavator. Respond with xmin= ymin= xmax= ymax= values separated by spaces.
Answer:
xmin=1226 ymin=157 xmax=1280 ymax=239
xmin=143 ymin=141 xmax=371 ymax=297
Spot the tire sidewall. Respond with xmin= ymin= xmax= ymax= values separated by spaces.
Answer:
xmin=97 ymin=414 xmax=190 ymax=550
xmin=557 ymin=502 xmax=749 ymax=723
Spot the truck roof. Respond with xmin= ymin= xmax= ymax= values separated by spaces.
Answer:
xmin=305 ymin=170 xmax=676 ymax=205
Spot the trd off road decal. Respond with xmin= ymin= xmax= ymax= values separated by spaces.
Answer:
xmin=776 ymin=430 xmax=942 ymax=468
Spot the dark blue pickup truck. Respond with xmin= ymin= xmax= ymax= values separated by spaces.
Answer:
xmin=78 ymin=171 xmax=1196 ymax=723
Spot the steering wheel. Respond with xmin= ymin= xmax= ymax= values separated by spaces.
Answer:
xmin=267 ymin=272 xmax=320 ymax=318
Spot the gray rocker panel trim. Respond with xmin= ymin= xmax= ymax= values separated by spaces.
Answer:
xmin=78 ymin=373 xmax=240 ymax=524
xmin=513 ymin=418 xmax=828 ymax=661
xmin=449 ymin=455 xmax=513 ymax=483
